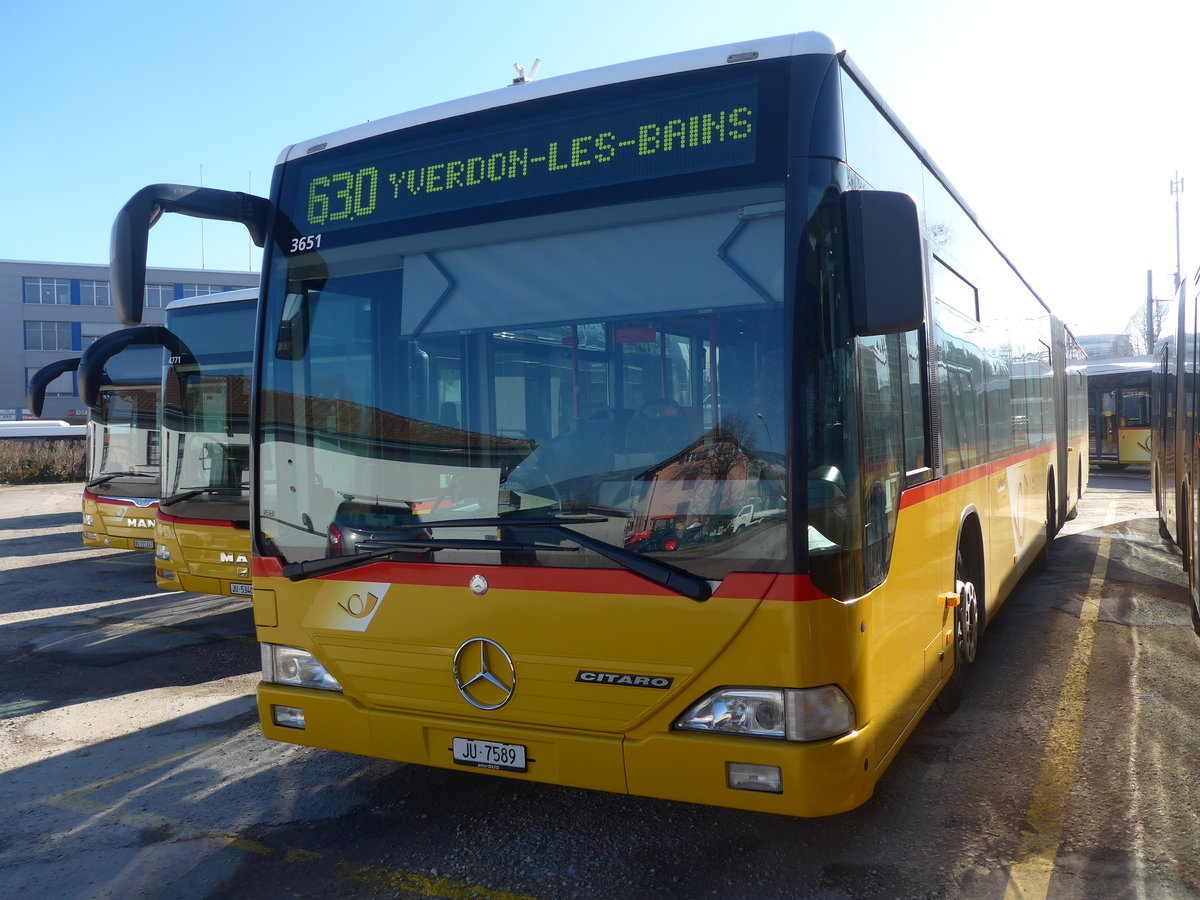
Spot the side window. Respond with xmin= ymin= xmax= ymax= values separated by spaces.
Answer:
xmin=931 ymin=256 xmax=978 ymax=322
xmin=932 ymin=260 xmax=985 ymax=475
xmin=900 ymin=330 xmax=928 ymax=476
xmin=856 ymin=333 xmax=904 ymax=589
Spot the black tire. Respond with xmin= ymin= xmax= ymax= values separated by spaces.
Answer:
xmin=934 ymin=542 xmax=981 ymax=713
xmin=1182 ymin=495 xmax=1192 ymax=579
xmin=1066 ymin=467 xmax=1080 ymax=521
xmin=1034 ymin=482 xmax=1056 ymax=571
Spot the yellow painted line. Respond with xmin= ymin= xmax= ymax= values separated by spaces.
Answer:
xmin=1004 ymin=500 xmax=1117 ymax=899
xmin=42 ymin=727 xmax=542 ymax=899
xmin=337 ymin=861 xmax=540 ymax=900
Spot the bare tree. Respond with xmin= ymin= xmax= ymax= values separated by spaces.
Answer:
xmin=1125 ymin=300 xmax=1172 ymax=355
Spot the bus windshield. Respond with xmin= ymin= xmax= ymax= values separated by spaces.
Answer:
xmin=259 ymin=187 xmax=788 ymax=580
xmin=161 ymin=299 xmax=255 ymax=501
xmin=88 ymin=387 xmax=160 ymax=488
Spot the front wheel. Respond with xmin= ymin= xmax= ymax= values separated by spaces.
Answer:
xmin=934 ymin=544 xmax=981 ymax=713
xmin=1034 ymin=482 xmax=1056 ymax=571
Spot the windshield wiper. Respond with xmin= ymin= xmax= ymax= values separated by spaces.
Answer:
xmin=281 ymin=515 xmax=712 ymax=602
xmin=88 ymin=472 xmax=157 ymax=488
xmin=163 ymin=486 xmax=246 ymax=504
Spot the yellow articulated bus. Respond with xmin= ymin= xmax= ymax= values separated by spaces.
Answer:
xmin=80 ymin=289 xmax=258 ymax=597
xmin=30 ymin=345 xmax=163 ymax=551
xmin=1153 ymin=262 xmax=1200 ymax=635
xmin=110 ymin=33 xmax=1087 ymax=816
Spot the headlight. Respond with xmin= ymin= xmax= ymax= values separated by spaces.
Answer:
xmin=82 ymin=514 xmax=94 ymax=526
xmin=674 ymin=685 xmax=854 ymax=742
xmin=155 ymin=544 xmax=171 ymax=561
xmin=261 ymin=644 xmax=342 ymax=691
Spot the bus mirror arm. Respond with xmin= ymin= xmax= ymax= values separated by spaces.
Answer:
xmin=111 ymin=184 xmax=271 ymax=326
xmin=26 ymin=357 xmax=82 ymax=418
xmin=842 ymin=190 xmax=925 ymax=336
xmin=78 ymin=325 xmax=195 ymax=408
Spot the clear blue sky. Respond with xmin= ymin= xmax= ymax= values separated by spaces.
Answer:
xmin=2 ymin=0 xmax=1195 ymax=337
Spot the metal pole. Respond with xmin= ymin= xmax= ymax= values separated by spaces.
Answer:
xmin=1148 ymin=269 xmax=1154 ymax=354
xmin=1172 ymin=173 xmax=1184 ymax=291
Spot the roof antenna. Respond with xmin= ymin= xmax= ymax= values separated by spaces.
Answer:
xmin=511 ymin=58 xmax=541 ymax=85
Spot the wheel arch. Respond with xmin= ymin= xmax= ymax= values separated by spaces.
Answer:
xmin=956 ymin=506 xmax=986 ymax=626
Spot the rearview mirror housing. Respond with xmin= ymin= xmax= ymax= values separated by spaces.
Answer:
xmin=842 ymin=190 xmax=925 ymax=336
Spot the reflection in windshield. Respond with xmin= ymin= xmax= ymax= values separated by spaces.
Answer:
xmin=88 ymin=388 xmax=160 ymax=487
xmin=160 ymin=300 xmax=255 ymax=503
xmin=259 ymin=190 xmax=788 ymax=580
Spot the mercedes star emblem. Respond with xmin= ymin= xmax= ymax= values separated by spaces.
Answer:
xmin=453 ymin=638 xmax=516 ymax=710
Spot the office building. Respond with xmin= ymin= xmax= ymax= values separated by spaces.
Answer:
xmin=2 ymin=259 xmax=258 ymax=421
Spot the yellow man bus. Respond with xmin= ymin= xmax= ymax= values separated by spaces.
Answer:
xmin=31 ymin=344 xmax=163 ymax=551
xmin=110 ymin=33 xmax=1087 ymax=816
xmin=79 ymin=289 xmax=257 ymax=596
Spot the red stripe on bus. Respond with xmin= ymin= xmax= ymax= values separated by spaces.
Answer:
xmin=250 ymin=556 xmax=788 ymax=601
xmin=157 ymin=512 xmax=240 ymax=528
xmin=899 ymin=444 xmax=1065 ymax=509
xmin=764 ymin=574 xmax=829 ymax=603
xmin=82 ymin=489 xmax=158 ymax=509
xmin=253 ymin=556 xmax=284 ymax=577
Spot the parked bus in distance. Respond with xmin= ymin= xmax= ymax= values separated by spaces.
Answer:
xmin=32 ymin=342 xmax=164 ymax=550
xmin=1153 ymin=264 xmax=1200 ymax=634
xmin=109 ymin=33 xmax=1087 ymax=816
xmin=80 ymin=289 xmax=258 ymax=596
xmin=1088 ymin=358 xmax=1153 ymax=468
xmin=0 ymin=419 xmax=86 ymax=440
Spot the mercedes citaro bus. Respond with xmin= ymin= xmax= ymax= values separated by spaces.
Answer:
xmin=106 ymin=32 xmax=1086 ymax=816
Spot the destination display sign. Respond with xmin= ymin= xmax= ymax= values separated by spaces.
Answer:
xmin=288 ymin=78 xmax=759 ymax=233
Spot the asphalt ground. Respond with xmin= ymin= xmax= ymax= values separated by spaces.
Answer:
xmin=1 ymin=471 xmax=1197 ymax=899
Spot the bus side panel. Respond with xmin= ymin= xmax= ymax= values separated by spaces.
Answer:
xmin=870 ymin=485 xmax=958 ymax=766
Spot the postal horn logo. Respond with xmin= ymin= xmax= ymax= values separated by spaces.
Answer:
xmin=453 ymin=638 xmax=516 ymax=710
